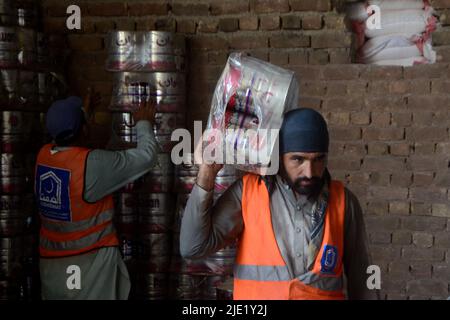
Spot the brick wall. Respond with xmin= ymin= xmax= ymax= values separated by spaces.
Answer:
xmin=41 ymin=0 xmax=450 ymax=300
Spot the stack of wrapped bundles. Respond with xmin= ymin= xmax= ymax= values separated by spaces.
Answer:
xmin=206 ymin=52 xmax=298 ymax=175
xmin=348 ymin=0 xmax=438 ymax=66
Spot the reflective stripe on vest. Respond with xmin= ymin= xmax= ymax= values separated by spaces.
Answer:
xmin=36 ymin=144 xmax=118 ymax=258
xmin=40 ymin=209 xmax=114 ymax=233
xmin=233 ymin=174 xmax=346 ymax=300
xmin=40 ymin=222 xmax=115 ymax=251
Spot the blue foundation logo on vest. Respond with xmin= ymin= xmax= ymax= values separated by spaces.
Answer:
xmin=36 ymin=165 xmax=71 ymax=221
xmin=320 ymin=245 xmax=338 ymax=274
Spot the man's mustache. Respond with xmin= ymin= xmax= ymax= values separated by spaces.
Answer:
xmin=294 ymin=177 xmax=322 ymax=185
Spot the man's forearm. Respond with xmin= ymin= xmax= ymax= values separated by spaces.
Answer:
xmin=84 ymin=120 xmax=158 ymax=202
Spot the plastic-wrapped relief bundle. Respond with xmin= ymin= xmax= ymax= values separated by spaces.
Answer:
xmin=205 ymin=52 xmax=298 ymax=175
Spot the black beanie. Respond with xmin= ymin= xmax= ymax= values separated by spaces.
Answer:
xmin=279 ymin=108 xmax=329 ymax=154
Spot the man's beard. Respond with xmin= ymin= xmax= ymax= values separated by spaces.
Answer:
xmin=279 ymin=163 xmax=326 ymax=197
xmin=291 ymin=176 xmax=324 ymax=196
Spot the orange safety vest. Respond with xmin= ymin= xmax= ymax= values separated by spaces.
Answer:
xmin=233 ymin=174 xmax=346 ymax=300
xmin=35 ymin=144 xmax=118 ymax=258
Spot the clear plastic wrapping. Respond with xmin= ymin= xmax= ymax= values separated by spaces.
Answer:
xmin=106 ymin=31 xmax=186 ymax=72
xmin=205 ymin=52 xmax=298 ymax=175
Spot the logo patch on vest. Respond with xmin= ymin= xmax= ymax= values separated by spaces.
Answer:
xmin=320 ymin=245 xmax=338 ymax=274
xmin=36 ymin=165 xmax=71 ymax=221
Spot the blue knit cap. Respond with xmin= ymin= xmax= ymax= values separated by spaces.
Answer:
xmin=279 ymin=108 xmax=329 ymax=154
xmin=46 ymin=96 xmax=84 ymax=141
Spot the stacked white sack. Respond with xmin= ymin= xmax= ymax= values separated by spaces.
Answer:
xmin=348 ymin=0 xmax=438 ymax=66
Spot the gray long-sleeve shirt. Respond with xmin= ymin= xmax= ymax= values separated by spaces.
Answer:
xmin=40 ymin=120 xmax=158 ymax=300
xmin=180 ymin=174 xmax=379 ymax=300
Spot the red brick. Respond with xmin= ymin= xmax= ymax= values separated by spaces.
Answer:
xmin=260 ymin=15 xmax=280 ymax=30
xmin=431 ymin=204 xmax=450 ymax=218
xmin=191 ymin=36 xmax=229 ymax=50
xmin=389 ymin=80 xmax=410 ymax=94
xmin=94 ymin=20 xmax=115 ymax=34
xmin=329 ymin=49 xmax=351 ymax=64
xmin=308 ymin=50 xmax=329 ymax=65
xmin=298 ymin=97 xmax=322 ymax=109
xmin=392 ymin=231 xmax=412 ymax=245
xmin=370 ymin=245 xmax=401 ymax=260
xmin=371 ymin=112 xmax=391 ymax=127
xmin=329 ymin=126 xmax=361 ymax=141
xmin=433 ymin=0 xmax=450 ymax=9
xmin=172 ymin=2 xmax=210 ymax=16
xmin=402 ymin=248 xmax=445 ymax=262
xmin=291 ymin=65 xmax=323 ymax=80
xmin=290 ymin=0 xmax=331 ymax=11
xmin=389 ymin=201 xmax=411 ymax=215
xmin=347 ymin=172 xmax=370 ymax=185
xmin=431 ymin=79 xmax=450 ymax=94
xmin=211 ymin=1 xmax=249 ymax=15
xmin=370 ymin=172 xmax=390 ymax=186
xmin=433 ymin=28 xmax=450 ymax=46
xmin=370 ymin=232 xmax=392 ymax=244
xmin=127 ymin=2 xmax=169 ymax=16
xmin=366 ymin=216 xmax=401 ymax=232
xmin=391 ymin=172 xmax=413 ymax=188
xmin=402 ymin=216 xmax=447 ymax=232
xmin=177 ymin=20 xmax=197 ymax=34
xmin=403 ymin=63 xmax=448 ymax=79
xmin=412 ymin=172 xmax=435 ymax=187
xmin=390 ymin=143 xmax=411 ymax=156
xmin=363 ymin=157 xmax=406 ymax=171
xmin=229 ymin=35 xmax=269 ymax=49
xmin=270 ymin=33 xmax=310 ymax=48
xmin=239 ymin=16 xmax=259 ymax=30
xmin=88 ymin=2 xmax=127 ymax=16
xmin=323 ymin=97 xmax=361 ymax=111
xmin=367 ymin=142 xmax=388 ymax=155
xmin=269 ymin=52 xmax=289 ymax=65
xmin=198 ymin=19 xmax=219 ymax=33
xmin=410 ymin=262 xmax=432 ymax=277
xmin=250 ymin=0 xmax=290 ymax=13
xmin=118 ymin=18 xmax=138 ymax=30
xmin=155 ymin=18 xmax=176 ymax=31
xmin=409 ymin=79 xmax=431 ymax=94
xmin=350 ymin=112 xmax=370 ymax=125
xmin=414 ymin=141 xmax=437 ymax=156
xmin=282 ymin=15 xmax=301 ymax=29
xmin=360 ymin=65 xmax=403 ymax=81
xmin=408 ymin=95 xmax=450 ymax=111
xmin=218 ymin=18 xmax=239 ymax=32
xmin=368 ymin=81 xmax=390 ymax=95
xmin=412 ymin=232 xmax=434 ymax=248
xmin=363 ymin=128 xmax=405 ymax=141
xmin=288 ymin=51 xmax=308 ymax=65
xmin=364 ymin=96 xmax=406 ymax=112
xmin=411 ymin=202 xmax=432 ymax=216
xmin=434 ymin=233 xmax=450 ymax=248
xmin=407 ymin=156 xmax=446 ymax=172
xmin=432 ymin=263 xmax=450 ymax=281
xmin=344 ymin=142 xmax=366 ymax=157
xmin=300 ymin=81 xmax=326 ymax=96
xmin=327 ymin=157 xmax=361 ymax=171
xmin=311 ymin=32 xmax=352 ymax=48
xmin=43 ymin=18 xmax=69 ymax=33
xmin=68 ymin=35 xmax=104 ymax=51
xmin=367 ymin=186 xmax=408 ymax=200
xmin=406 ymin=127 xmax=448 ymax=142
xmin=365 ymin=201 xmax=388 ymax=215
xmin=323 ymin=14 xmax=346 ymax=30
xmin=391 ymin=112 xmax=412 ymax=127
xmin=322 ymin=65 xmax=360 ymax=80
xmin=325 ymin=111 xmax=349 ymax=125
xmin=301 ymin=14 xmax=322 ymax=30
xmin=410 ymin=187 xmax=448 ymax=202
